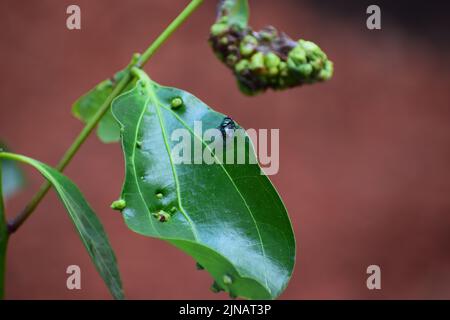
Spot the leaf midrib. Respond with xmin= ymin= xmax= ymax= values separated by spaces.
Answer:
xmin=156 ymin=97 xmax=270 ymax=293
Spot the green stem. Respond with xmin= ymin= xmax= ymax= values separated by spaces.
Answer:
xmin=7 ymin=0 xmax=204 ymax=234
xmin=0 ymin=159 xmax=8 ymax=299
xmin=138 ymin=0 xmax=204 ymax=65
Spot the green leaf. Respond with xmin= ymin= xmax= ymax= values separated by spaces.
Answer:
xmin=72 ymin=73 xmax=123 ymax=143
xmin=220 ymin=0 xmax=249 ymax=29
xmin=72 ymin=68 xmax=137 ymax=144
xmin=0 ymin=152 xmax=124 ymax=299
xmin=111 ymin=69 xmax=295 ymax=299
xmin=0 ymin=143 xmax=25 ymax=199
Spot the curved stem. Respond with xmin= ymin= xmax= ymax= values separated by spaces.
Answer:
xmin=8 ymin=0 xmax=204 ymax=234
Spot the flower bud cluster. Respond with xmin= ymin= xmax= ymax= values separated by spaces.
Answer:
xmin=209 ymin=17 xmax=333 ymax=95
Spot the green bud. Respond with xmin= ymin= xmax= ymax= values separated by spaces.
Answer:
xmin=243 ymin=35 xmax=258 ymax=46
xmin=219 ymin=36 xmax=229 ymax=45
xmin=288 ymin=46 xmax=307 ymax=64
xmin=278 ymin=61 xmax=288 ymax=74
xmin=210 ymin=23 xmax=228 ymax=37
xmin=297 ymin=63 xmax=313 ymax=77
xmin=260 ymin=28 xmax=277 ymax=41
xmin=171 ymin=97 xmax=183 ymax=109
xmin=264 ymin=52 xmax=281 ymax=69
xmin=268 ymin=67 xmax=279 ymax=76
xmin=299 ymin=40 xmax=319 ymax=53
xmin=240 ymin=44 xmax=255 ymax=57
xmin=110 ymin=199 xmax=126 ymax=211
xmin=235 ymin=59 xmax=249 ymax=73
xmin=249 ymin=52 xmax=264 ymax=70
xmin=226 ymin=55 xmax=238 ymax=66
xmin=318 ymin=61 xmax=334 ymax=81
xmin=218 ymin=16 xmax=228 ymax=24
xmin=310 ymin=59 xmax=324 ymax=72
xmin=300 ymin=40 xmax=327 ymax=60
xmin=156 ymin=193 xmax=163 ymax=199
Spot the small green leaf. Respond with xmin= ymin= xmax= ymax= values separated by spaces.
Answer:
xmin=72 ymin=66 xmax=137 ymax=143
xmin=0 ymin=152 xmax=124 ymax=299
xmin=0 ymin=143 xmax=25 ymax=199
xmin=111 ymin=69 xmax=295 ymax=299
xmin=72 ymin=74 xmax=123 ymax=143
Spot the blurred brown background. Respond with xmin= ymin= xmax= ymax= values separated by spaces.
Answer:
xmin=1 ymin=0 xmax=450 ymax=299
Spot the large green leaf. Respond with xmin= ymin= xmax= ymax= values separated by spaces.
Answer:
xmin=0 ymin=152 xmax=124 ymax=299
xmin=0 ymin=143 xmax=25 ymax=199
xmin=111 ymin=69 xmax=295 ymax=299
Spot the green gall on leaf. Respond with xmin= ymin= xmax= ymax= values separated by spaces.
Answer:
xmin=152 ymin=210 xmax=171 ymax=223
xmin=110 ymin=199 xmax=126 ymax=211
xmin=223 ymin=274 xmax=233 ymax=285
xmin=170 ymin=97 xmax=183 ymax=109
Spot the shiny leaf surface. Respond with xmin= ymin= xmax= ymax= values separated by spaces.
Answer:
xmin=111 ymin=69 xmax=295 ymax=299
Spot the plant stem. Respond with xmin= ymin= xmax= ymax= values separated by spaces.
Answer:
xmin=138 ymin=0 xmax=204 ymax=66
xmin=0 ymin=160 xmax=8 ymax=299
xmin=8 ymin=0 xmax=204 ymax=234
